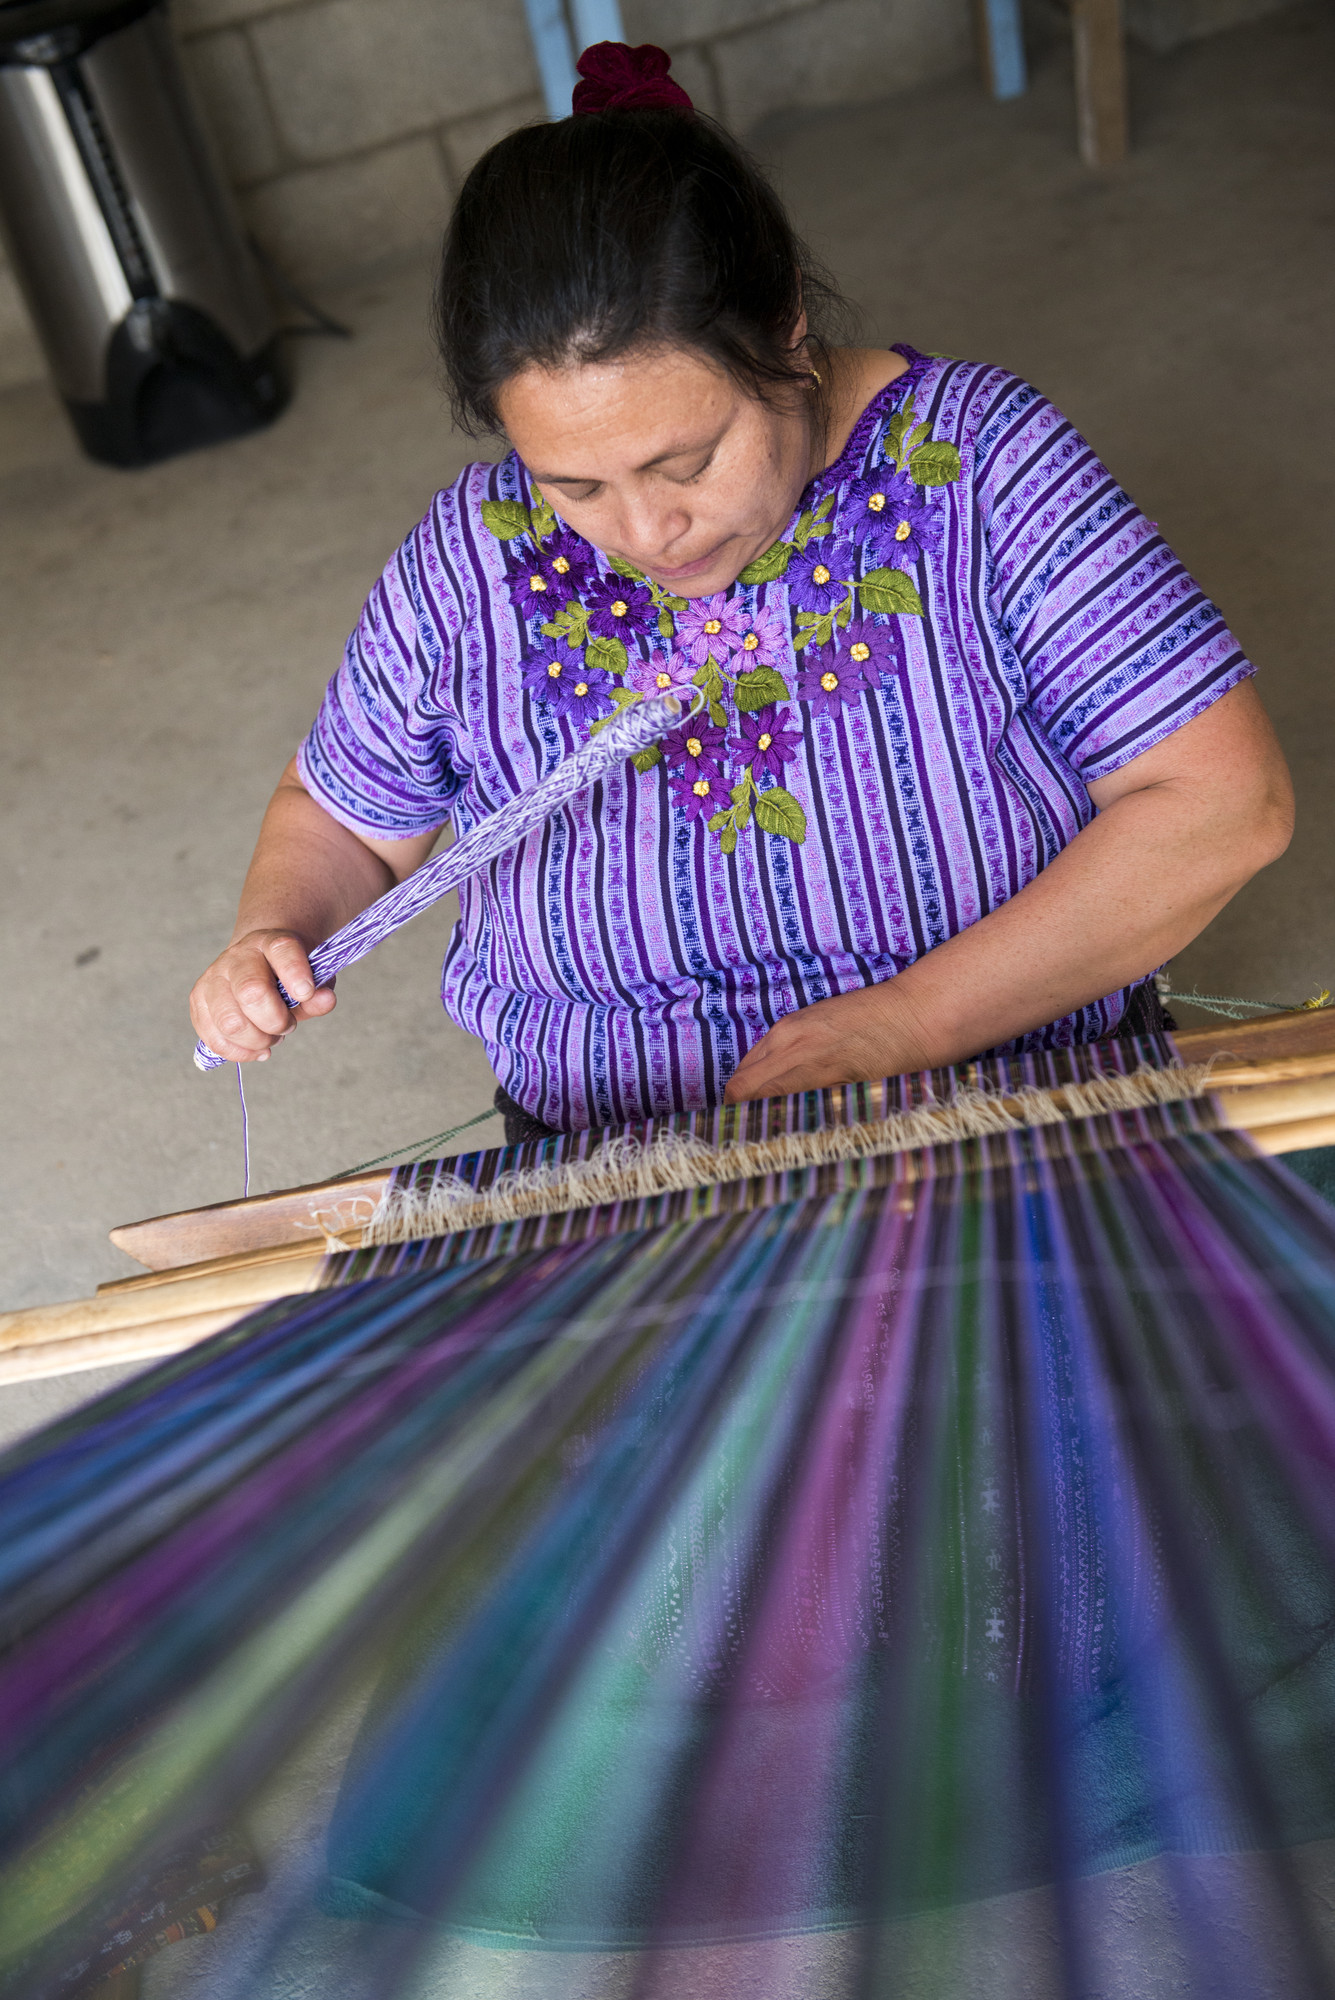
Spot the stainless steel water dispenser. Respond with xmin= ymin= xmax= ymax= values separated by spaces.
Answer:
xmin=0 ymin=0 xmax=288 ymax=465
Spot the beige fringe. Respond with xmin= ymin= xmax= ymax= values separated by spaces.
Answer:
xmin=363 ymin=1062 xmax=1217 ymax=1249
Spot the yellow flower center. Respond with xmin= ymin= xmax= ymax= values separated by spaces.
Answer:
xmin=553 ymin=555 xmax=570 ymax=573
xmin=693 ymin=778 xmax=711 ymax=797
xmin=547 ymin=662 xmax=562 ymax=679
xmin=895 ymin=520 xmax=912 ymax=542
xmin=742 ymin=632 xmax=759 ymax=650
xmin=758 ymin=732 xmax=772 ymax=750
xmin=703 ymin=618 xmax=722 ymax=635
xmin=530 ymin=574 xmax=546 ymax=591
xmin=850 ymin=642 xmax=871 ymax=662
xmin=574 ymin=682 xmax=589 ymax=697
xmin=655 ymin=670 xmax=672 ymax=689
xmin=868 ymin=491 xmax=886 ymax=512
xmin=611 ymin=598 xmax=628 ymax=618
xmin=813 ymin=564 xmax=831 ymax=586
xmin=820 ymin=671 xmax=839 ymax=692
xmin=686 ymin=736 xmax=703 ymax=757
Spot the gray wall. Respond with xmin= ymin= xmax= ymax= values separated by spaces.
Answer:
xmin=0 ymin=0 xmax=1301 ymax=391
xmin=0 ymin=0 xmax=973 ymax=388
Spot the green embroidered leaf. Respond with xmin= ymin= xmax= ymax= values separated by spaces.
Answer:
xmin=480 ymin=500 xmax=531 ymax=541
xmin=813 ymin=491 xmax=836 ymax=520
xmin=733 ymin=666 xmax=790 ymax=712
xmin=587 ymin=635 xmax=628 ymax=676
xmin=709 ymin=702 xmax=727 ymax=728
xmin=883 ymin=406 xmax=915 ymax=469
xmin=707 ymin=807 xmax=731 ymax=832
xmin=719 ymin=823 xmax=738 ymax=855
xmin=693 ymin=656 xmax=726 ymax=707
xmin=791 ymin=509 xmax=816 ymax=552
xmin=659 ymin=594 xmax=689 ymax=612
xmin=632 ymin=743 xmax=662 ymax=774
xmin=587 ymin=714 xmax=614 ymax=736
xmin=657 ymin=609 xmax=675 ymax=640
xmin=607 ymin=684 xmax=641 ymax=709
xmin=730 ymin=777 xmax=753 ymax=830
xmin=857 ymin=568 xmax=924 ymax=617
xmin=738 ymin=540 xmax=793 ymax=586
xmin=755 ymin=787 xmax=807 ymax=843
xmin=542 ymin=600 xmax=590 ymax=646
xmin=529 ymin=497 xmax=558 ymax=540
xmin=607 ymin=553 xmax=646 ymax=580
xmin=905 ymin=420 xmax=931 ymax=453
xmin=909 ymin=440 xmax=961 ymax=487
xmin=834 ymin=592 xmax=853 ymax=630
xmin=792 ymin=613 xmax=834 ymax=651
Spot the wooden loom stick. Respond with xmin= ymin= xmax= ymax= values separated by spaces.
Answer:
xmin=103 ymin=1011 xmax=1335 ymax=1278
xmin=1 ymin=1052 xmax=1334 ymax=1385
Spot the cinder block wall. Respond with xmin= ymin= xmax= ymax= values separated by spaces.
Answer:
xmin=0 ymin=0 xmax=973 ymax=388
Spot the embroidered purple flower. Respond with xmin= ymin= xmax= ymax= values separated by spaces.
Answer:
xmin=675 ymin=593 xmax=749 ymax=668
xmin=729 ymin=704 xmax=801 ymax=783
xmin=533 ymin=529 xmax=595 ymax=598
xmin=844 ymin=470 xmax=917 ymax=553
xmin=787 ymin=538 xmax=854 ymax=616
xmin=884 ymin=493 xmax=941 ymax=570
xmin=504 ymin=549 xmax=561 ymax=623
xmin=521 ymin=649 xmax=614 ymax=722
xmin=794 ymin=622 xmax=888 ymax=717
xmin=625 ymin=651 xmax=696 ymax=700
xmin=662 ymin=716 xmax=728 ymax=783
xmin=585 ymin=573 xmax=658 ymax=640
xmin=731 ymin=603 xmax=790 ymax=671
xmin=670 ymin=769 xmax=733 ymax=821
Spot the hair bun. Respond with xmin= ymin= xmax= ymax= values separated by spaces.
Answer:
xmin=571 ymin=42 xmax=694 ymax=117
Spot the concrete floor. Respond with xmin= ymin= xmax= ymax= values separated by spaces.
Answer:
xmin=2 ymin=3 xmax=1333 ymax=1447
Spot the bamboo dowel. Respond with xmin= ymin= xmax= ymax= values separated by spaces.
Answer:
xmin=0 ymin=1252 xmax=323 ymax=1356
xmin=1253 ymin=1115 xmax=1335 ymax=1157
xmin=0 ymin=1310 xmax=255 ymax=1386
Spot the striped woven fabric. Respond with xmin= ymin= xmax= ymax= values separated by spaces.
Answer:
xmin=3 ymin=1108 xmax=1335 ymax=1996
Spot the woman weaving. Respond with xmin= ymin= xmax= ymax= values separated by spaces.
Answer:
xmin=190 ymin=41 xmax=1293 ymax=1143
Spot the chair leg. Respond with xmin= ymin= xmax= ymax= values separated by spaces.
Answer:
xmin=1072 ymin=0 xmax=1129 ymax=165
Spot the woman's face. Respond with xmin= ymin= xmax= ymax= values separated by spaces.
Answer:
xmin=495 ymin=344 xmax=815 ymax=598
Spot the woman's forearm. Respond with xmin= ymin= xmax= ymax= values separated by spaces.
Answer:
xmin=726 ymin=682 xmax=1294 ymax=1100
xmin=877 ymin=773 xmax=1279 ymax=1071
xmin=230 ymin=766 xmax=397 ymax=949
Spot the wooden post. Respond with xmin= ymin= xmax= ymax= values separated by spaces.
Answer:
xmin=1071 ymin=0 xmax=1129 ymax=166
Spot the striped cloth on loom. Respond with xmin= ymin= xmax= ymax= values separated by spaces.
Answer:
xmin=4 ymin=1111 xmax=1335 ymax=1994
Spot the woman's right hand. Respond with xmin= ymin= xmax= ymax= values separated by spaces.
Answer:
xmin=189 ymin=929 xmax=337 ymax=1063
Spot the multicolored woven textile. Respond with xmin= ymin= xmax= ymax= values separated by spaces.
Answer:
xmin=3 ymin=1110 xmax=1335 ymax=1997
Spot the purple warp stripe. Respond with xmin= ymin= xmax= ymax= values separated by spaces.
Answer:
xmin=194 ymin=693 xmax=698 ymax=1072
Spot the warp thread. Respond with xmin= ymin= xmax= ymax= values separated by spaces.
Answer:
xmin=363 ymin=1061 xmax=1218 ymax=1247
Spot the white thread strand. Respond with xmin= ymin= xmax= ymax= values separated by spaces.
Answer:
xmin=363 ymin=1063 xmax=1216 ymax=1247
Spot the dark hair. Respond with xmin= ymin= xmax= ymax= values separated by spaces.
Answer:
xmin=435 ymin=110 xmax=852 ymax=438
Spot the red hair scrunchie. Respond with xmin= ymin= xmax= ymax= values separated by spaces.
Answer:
xmin=571 ymin=41 xmax=694 ymax=117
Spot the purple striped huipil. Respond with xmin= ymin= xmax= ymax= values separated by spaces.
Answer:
xmin=298 ymin=350 xmax=1254 ymax=1132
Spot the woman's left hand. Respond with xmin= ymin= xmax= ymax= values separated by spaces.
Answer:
xmin=724 ymin=983 xmax=932 ymax=1104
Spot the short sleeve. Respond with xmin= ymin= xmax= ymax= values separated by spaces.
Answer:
xmin=297 ymin=502 xmax=471 ymax=839
xmin=974 ymin=378 xmax=1254 ymax=782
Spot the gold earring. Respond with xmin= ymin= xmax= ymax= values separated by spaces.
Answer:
xmin=809 ymin=367 xmax=822 ymax=387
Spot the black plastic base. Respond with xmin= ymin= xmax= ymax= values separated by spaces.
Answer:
xmin=66 ymin=300 xmax=289 ymax=469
